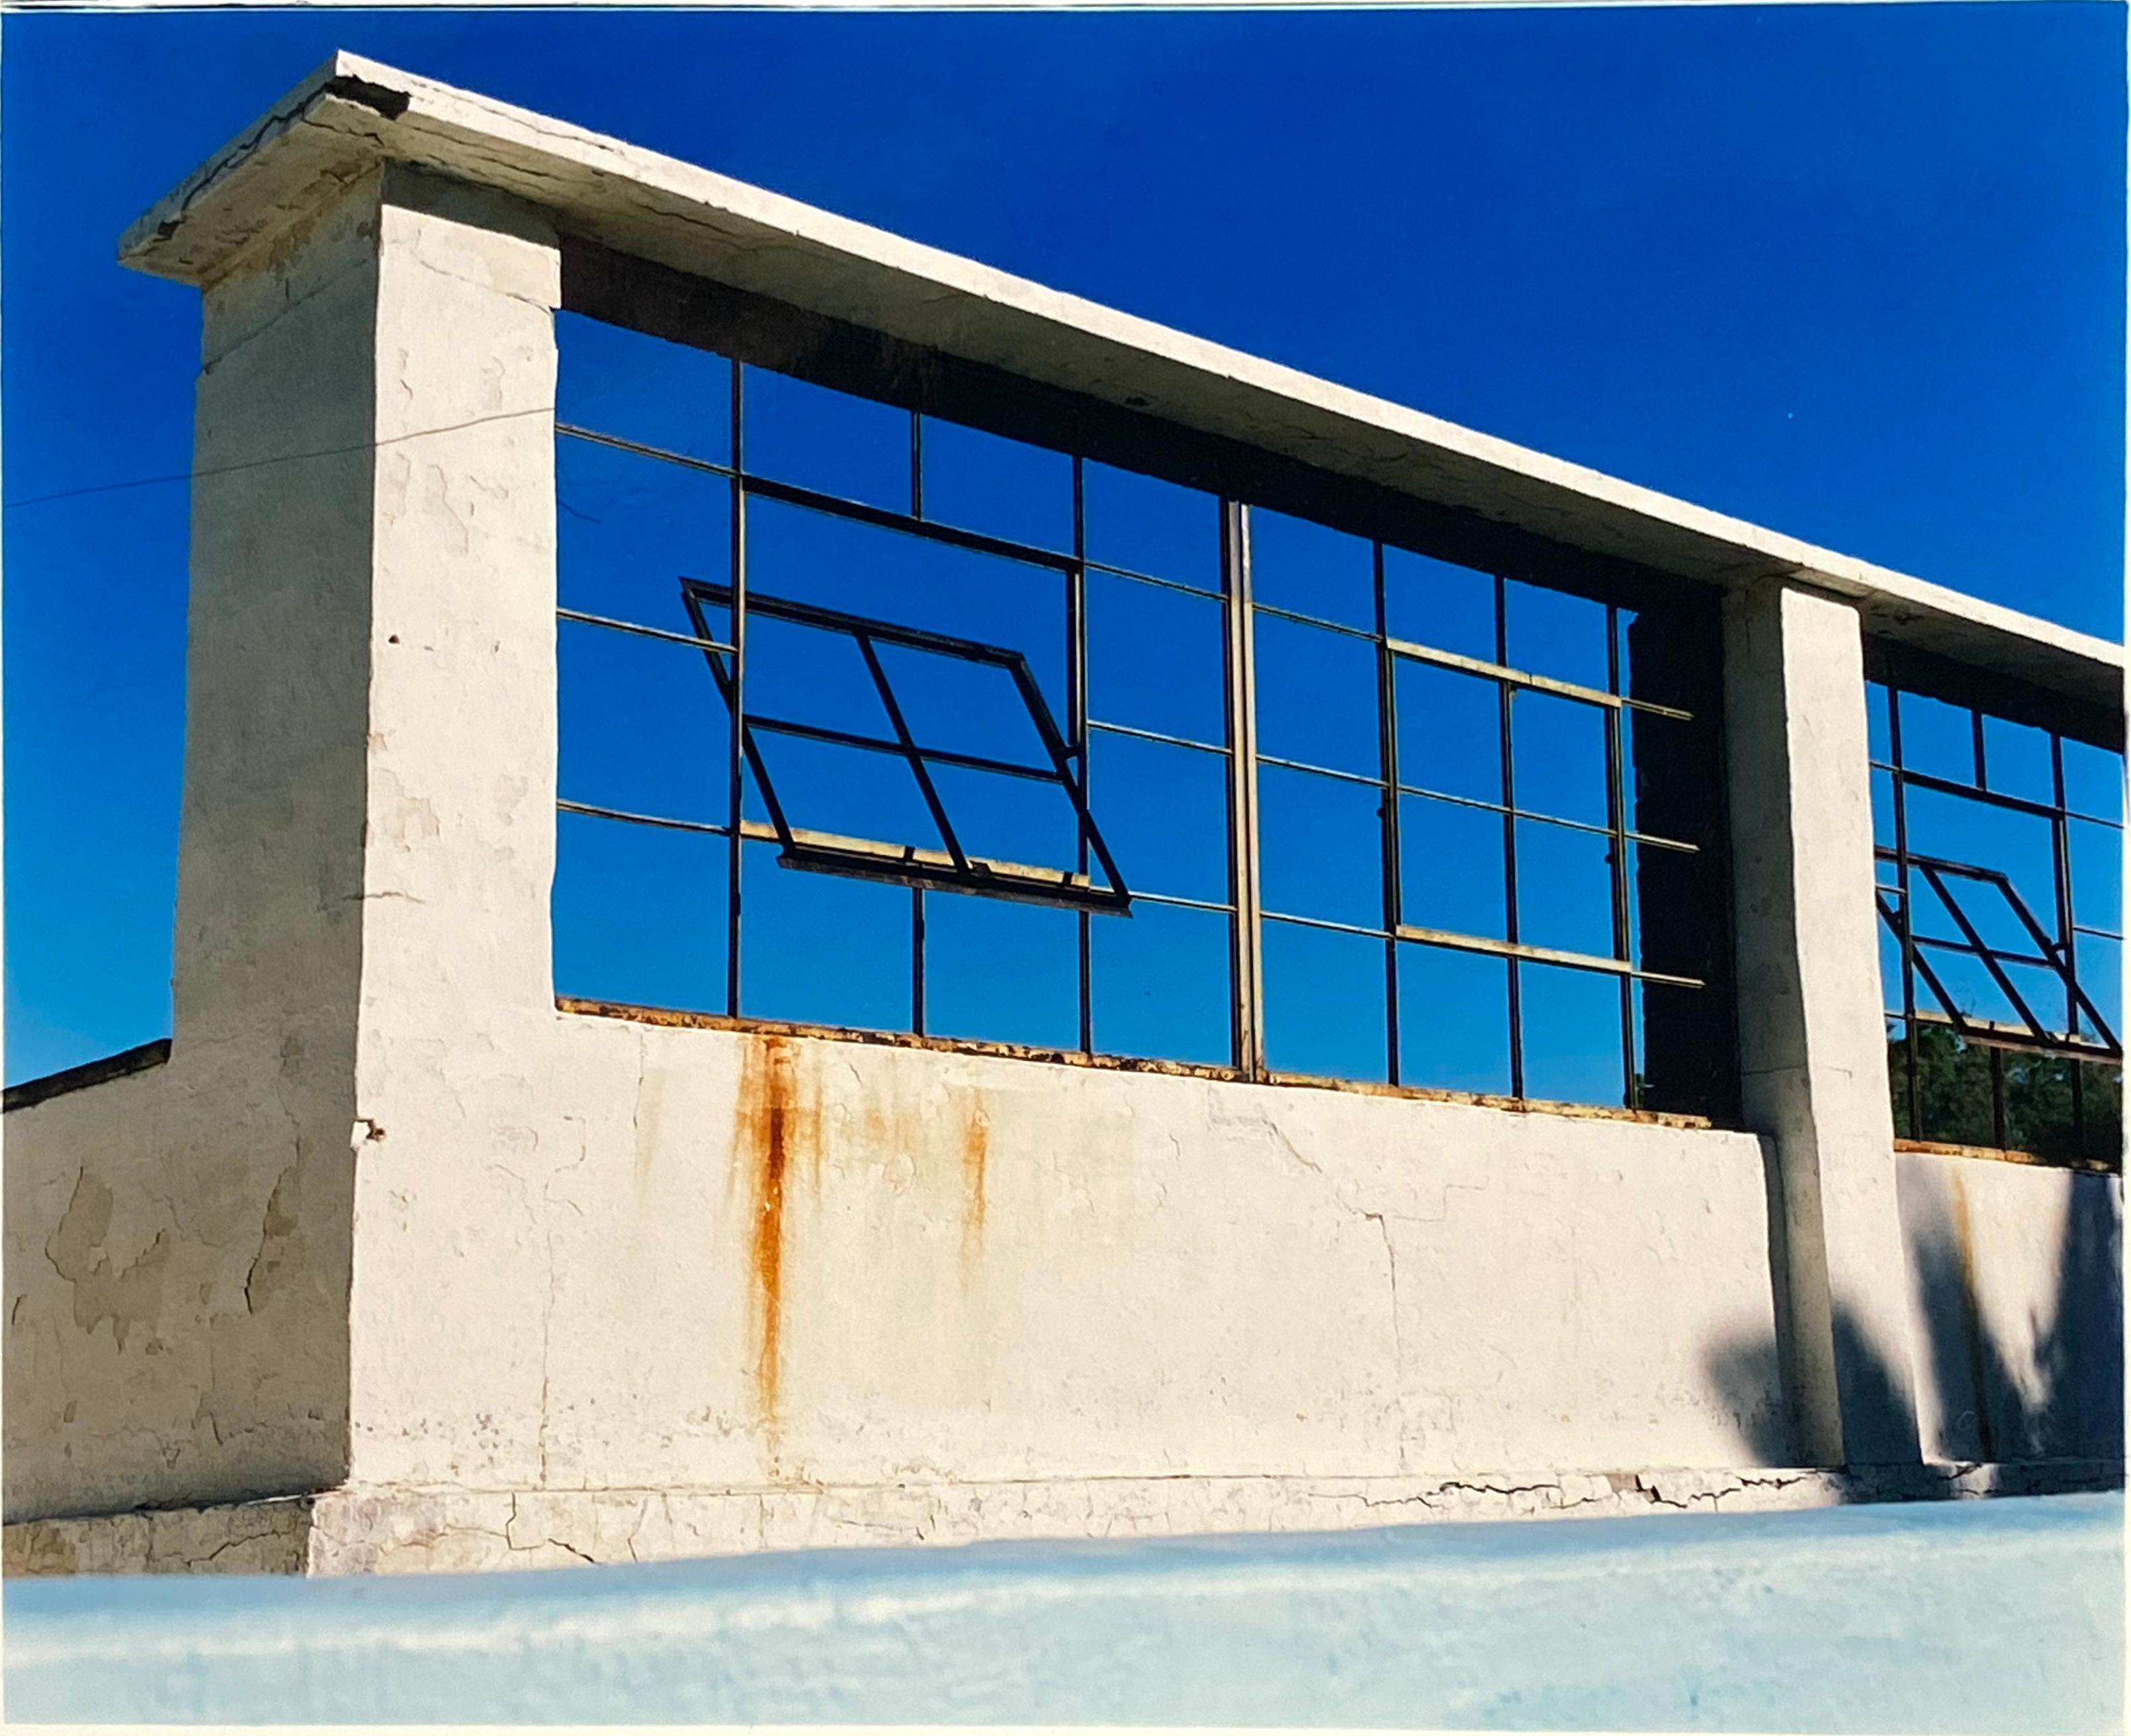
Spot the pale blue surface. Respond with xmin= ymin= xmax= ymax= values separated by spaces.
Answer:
xmin=6 ymin=1492 xmax=2122 ymax=1727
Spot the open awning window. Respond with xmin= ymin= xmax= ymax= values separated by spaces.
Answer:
xmin=680 ymin=578 xmax=1131 ymax=912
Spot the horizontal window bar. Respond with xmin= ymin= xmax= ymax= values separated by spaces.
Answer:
xmin=1906 ymin=1006 xmax=2120 ymax=1063
xmin=740 ymin=472 xmax=1080 ymax=572
xmin=1251 ymin=599 xmax=1378 ymax=643
xmin=1395 ymin=923 xmax=1703 ymax=989
xmin=1087 ymin=718 xmax=1229 ymax=756
xmin=557 ymin=607 xmax=735 ymax=654
xmin=1256 ymin=752 xmax=1383 ymax=789
xmin=560 ymin=425 xmax=1084 ymax=576
xmin=1908 ymin=934 xmax=2058 ymax=970
xmin=557 ymin=798 xmax=731 ymax=836
xmin=1130 ymin=889 xmax=1239 ymax=916
xmin=746 ymin=713 xmax=1062 ymax=785
xmin=1257 ymin=604 xmax=1688 ymax=721
xmin=558 ymin=421 xmax=732 ymax=477
xmin=691 ymin=578 xmax=1035 ymax=669
xmin=769 ymin=822 xmax=1126 ymax=912
xmin=1397 ymin=783 xmax=1699 ymax=854
xmin=1250 ymin=767 xmax=1700 ymax=855
xmin=1386 ymin=635 xmax=1692 ymax=721
xmin=1880 ymin=763 xmax=2124 ymax=827
xmin=1084 ymin=559 xmax=1226 ymax=603
xmin=1262 ymin=908 xmax=1391 ymax=941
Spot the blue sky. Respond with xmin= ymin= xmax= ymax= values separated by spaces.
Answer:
xmin=5 ymin=3 xmax=2124 ymax=1086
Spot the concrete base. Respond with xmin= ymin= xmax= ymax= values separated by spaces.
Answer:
xmin=7 ymin=1460 xmax=2120 ymax=1577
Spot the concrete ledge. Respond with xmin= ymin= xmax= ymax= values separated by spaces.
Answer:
xmin=118 ymin=52 xmax=2123 ymax=715
xmin=6 ymin=1493 xmax=2121 ymax=1727
xmin=9 ymin=1460 xmax=2120 ymax=1578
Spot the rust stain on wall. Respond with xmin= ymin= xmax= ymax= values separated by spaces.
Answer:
xmin=961 ymin=1097 xmax=990 ymax=1283
xmin=734 ymin=1036 xmax=816 ymax=1442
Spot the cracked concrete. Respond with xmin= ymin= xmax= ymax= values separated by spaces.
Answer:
xmin=9 ymin=1459 xmax=2120 ymax=1577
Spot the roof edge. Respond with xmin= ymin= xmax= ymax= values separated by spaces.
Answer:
xmin=117 ymin=53 xmax=2125 ymax=718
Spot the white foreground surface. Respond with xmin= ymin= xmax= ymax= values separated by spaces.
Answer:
xmin=5 ymin=1491 xmax=2120 ymax=1729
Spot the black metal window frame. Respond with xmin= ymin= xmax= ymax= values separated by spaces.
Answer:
xmin=1868 ymin=648 xmax=2124 ymax=1154
xmin=1242 ymin=533 xmax=1704 ymax=1106
xmin=555 ymin=391 xmax=1232 ymax=1045
xmin=674 ymin=575 xmax=1131 ymax=912
xmin=552 ymin=241 xmax=1741 ymax=1115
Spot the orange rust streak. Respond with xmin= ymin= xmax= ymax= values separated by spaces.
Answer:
xmin=736 ymin=1037 xmax=808 ymax=1440
xmin=961 ymin=1100 xmax=990 ymax=1280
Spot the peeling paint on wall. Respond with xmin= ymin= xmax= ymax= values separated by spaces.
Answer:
xmin=44 ymin=1172 xmax=171 ymax=1353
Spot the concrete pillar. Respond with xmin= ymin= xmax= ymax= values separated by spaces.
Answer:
xmin=176 ymin=164 xmax=558 ymax=1063
xmin=162 ymin=162 xmax=560 ymax=1495
xmin=1724 ymin=580 xmax=1923 ymax=1467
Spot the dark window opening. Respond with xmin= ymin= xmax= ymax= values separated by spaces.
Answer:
xmin=1868 ymin=645 xmax=2124 ymax=1166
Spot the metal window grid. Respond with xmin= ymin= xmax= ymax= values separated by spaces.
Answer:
xmin=1245 ymin=556 xmax=1702 ymax=1106
xmin=554 ymin=343 xmax=1715 ymax=1106
xmin=1870 ymin=673 xmax=2124 ymax=1152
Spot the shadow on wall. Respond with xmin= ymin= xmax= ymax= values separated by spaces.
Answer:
xmin=1705 ymin=1168 xmax=2124 ymax=1475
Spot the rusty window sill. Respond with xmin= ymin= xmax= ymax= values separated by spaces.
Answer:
xmin=556 ymin=996 xmax=1719 ymax=1131
xmin=1893 ymin=1137 xmax=2122 ymax=1178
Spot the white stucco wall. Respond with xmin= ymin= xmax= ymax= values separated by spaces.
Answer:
xmin=7 ymin=64 xmax=2119 ymax=1562
xmin=339 ymin=1018 xmax=1788 ymax=1501
xmin=9 ymin=1014 xmax=1793 ymax=1529
xmin=2 ymin=175 xmax=389 ymax=1526
xmin=1896 ymin=1150 xmax=2124 ymax=1465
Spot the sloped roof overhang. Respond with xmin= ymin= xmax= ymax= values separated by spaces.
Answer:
xmin=121 ymin=51 xmax=2124 ymax=726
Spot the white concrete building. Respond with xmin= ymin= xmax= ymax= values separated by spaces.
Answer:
xmin=5 ymin=55 xmax=2121 ymax=1576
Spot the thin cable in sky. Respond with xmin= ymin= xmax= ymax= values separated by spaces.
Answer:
xmin=3 ymin=406 xmax=555 ymax=512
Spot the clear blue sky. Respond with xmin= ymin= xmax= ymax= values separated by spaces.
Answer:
xmin=5 ymin=3 xmax=2124 ymax=1086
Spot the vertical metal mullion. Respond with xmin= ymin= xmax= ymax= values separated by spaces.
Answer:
xmin=1375 ymin=542 xmax=1401 ymax=1084
xmin=2053 ymin=732 xmax=2085 ymax=1149
xmin=909 ymin=410 xmax=924 ymax=520
xmin=1889 ymin=687 xmax=1920 ymax=1138
xmin=909 ymin=410 xmax=926 ymax=1029
xmin=1070 ymin=456 xmax=1093 ymax=1055
xmin=1974 ymin=699 xmax=2001 ymax=1142
xmin=1223 ymin=499 xmax=1266 ymax=1078
xmin=1606 ymin=604 xmax=1636 ymax=1107
xmin=726 ymin=363 xmax=746 ymax=1020
xmin=1497 ymin=575 xmax=1524 ymax=1099
xmin=911 ymin=890 xmax=927 ymax=1037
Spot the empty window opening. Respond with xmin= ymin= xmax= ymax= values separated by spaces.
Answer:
xmin=1250 ymin=515 xmax=1725 ymax=1110
xmin=1868 ymin=650 xmax=2123 ymax=1164
xmin=550 ymin=285 xmax=1735 ymax=1117
xmin=554 ymin=314 xmax=1231 ymax=1059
